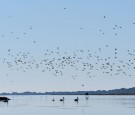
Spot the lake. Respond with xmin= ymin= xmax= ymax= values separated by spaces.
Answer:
xmin=0 ymin=95 xmax=135 ymax=115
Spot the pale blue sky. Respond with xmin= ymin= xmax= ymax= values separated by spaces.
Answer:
xmin=0 ymin=0 xmax=135 ymax=92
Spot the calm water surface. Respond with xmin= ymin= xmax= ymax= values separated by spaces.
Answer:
xmin=0 ymin=95 xmax=135 ymax=115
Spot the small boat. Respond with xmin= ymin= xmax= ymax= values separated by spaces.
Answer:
xmin=0 ymin=97 xmax=11 ymax=102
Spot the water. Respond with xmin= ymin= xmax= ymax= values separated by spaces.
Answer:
xmin=0 ymin=95 xmax=135 ymax=115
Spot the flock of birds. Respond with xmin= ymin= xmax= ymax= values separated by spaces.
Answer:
xmin=1 ymin=46 xmax=135 ymax=79
xmin=0 ymin=7 xmax=135 ymax=87
xmin=52 ymin=96 xmax=80 ymax=102
xmin=99 ymin=16 xmax=124 ymax=36
xmin=53 ymin=93 xmax=89 ymax=102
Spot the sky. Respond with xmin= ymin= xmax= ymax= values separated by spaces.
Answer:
xmin=0 ymin=0 xmax=135 ymax=93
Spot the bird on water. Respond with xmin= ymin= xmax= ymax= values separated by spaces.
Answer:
xmin=60 ymin=97 xmax=64 ymax=101
xmin=74 ymin=97 xmax=79 ymax=102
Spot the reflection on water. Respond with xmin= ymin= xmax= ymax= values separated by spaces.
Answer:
xmin=0 ymin=95 xmax=135 ymax=115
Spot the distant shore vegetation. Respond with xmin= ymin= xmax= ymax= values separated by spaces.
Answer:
xmin=1 ymin=87 xmax=135 ymax=95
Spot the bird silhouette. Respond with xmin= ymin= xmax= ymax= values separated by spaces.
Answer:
xmin=60 ymin=97 xmax=64 ymax=101
xmin=74 ymin=97 xmax=79 ymax=102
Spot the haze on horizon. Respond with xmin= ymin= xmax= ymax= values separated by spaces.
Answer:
xmin=0 ymin=0 xmax=135 ymax=93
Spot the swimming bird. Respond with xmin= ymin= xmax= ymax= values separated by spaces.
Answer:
xmin=74 ymin=97 xmax=79 ymax=102
xmin=85 ymin=93 xmax=89 ymax=100
xmin=52 ymin=98 xmax=55 ymax=101
xmin=60 ymin=97 xmax=64 ymax=101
